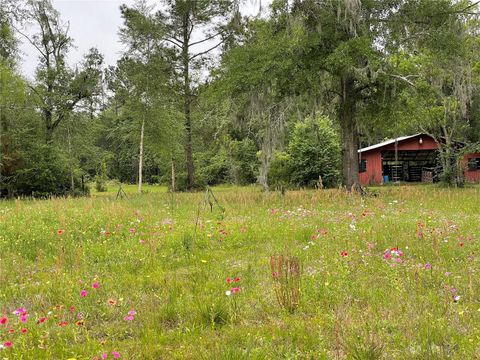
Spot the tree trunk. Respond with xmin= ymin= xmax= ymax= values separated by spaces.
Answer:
xmin=339 ymin=76 xmax=360 ymax=191
xmin=138 ymin=115 xmax=145 ymax=194
xmin=183 ymin=14 xmax=194 ymax=189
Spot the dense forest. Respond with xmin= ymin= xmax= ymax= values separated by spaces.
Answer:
xmin=1 ymin=0 xmax=480 ymax=197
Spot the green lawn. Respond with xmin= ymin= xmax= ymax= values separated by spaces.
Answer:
xmin=1 ymin=185 xmax=480 ymax=359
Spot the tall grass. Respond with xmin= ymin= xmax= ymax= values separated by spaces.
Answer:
xmin=0 ymin=185 xmax=479 ymax=358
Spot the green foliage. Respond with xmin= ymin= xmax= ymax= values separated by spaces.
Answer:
xmin=268 ymin=151 xmax=291 ymax=188
xmin=288 ymin=116 xmax=341 ymax=188
xmin=14 ymin=144 xmax=79 ymax=197
xmin=95 ymin=161 xmax=108 ymax=192
xmin=195 ymin=137 xmax=258 ymax=186
xmin=268 ymin=116 xmax=341 ymax=188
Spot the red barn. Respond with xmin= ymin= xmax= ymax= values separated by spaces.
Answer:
xmin=358 ymin=134 xmax=480 ymax=185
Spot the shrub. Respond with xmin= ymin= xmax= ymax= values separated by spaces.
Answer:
xmin=13 ymin=144 xmax=81 ymax=197
xmin=269 ymin=151 xmax=291 ymax=189
xmin=287 ymin=116 xmax=341 ymax=188
xmin=95 ymin=161 xmax=108 ymax=192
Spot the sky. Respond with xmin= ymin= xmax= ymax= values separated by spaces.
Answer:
xmin=18 ymin=0 xmax=267 ymax=79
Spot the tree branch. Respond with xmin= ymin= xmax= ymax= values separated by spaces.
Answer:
xmin=190 ymin=30 xmax=225 ymax=47
xmin=189 ymin=38 xmax=226 ymax=61
xmin=11 ymin=24 xmax=47 ymax=59
xmin=164 ymin=36 xmax=182 ymax=48
xmin=388 ymin=74 xmax=418 ymax=87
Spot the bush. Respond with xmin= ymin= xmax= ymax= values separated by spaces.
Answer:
xmin=269 ymin=151 xmax=291 ymax=188
xmin=13 ymin=144 xmax=83 ymax=197
xmin=287 ymin=116 xmax=341 ymax=188
xmin=95 ymin=161 xmax=108 ymax=192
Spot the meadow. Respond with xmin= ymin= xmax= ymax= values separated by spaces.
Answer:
xmin=1 ymin=185 xmax=480 ymax=359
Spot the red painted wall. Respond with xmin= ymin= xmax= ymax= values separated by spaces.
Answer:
xmin=380 ymin=135 xmax=438 ymax=152
xmin=464 ymin=153 xmax=480 ymax=183
xmin=359 ymin=151 xmax=382 ymax=185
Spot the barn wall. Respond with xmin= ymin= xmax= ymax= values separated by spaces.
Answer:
xmin=464 ymin=153 xmax=480 ymax=183
xmin=359 ymin=151 xmax=382 ymax=185
xmin=381 ymin=135 xmax=438 ymax=152
xmin=359 ymin=135 xmax=439 ymax=186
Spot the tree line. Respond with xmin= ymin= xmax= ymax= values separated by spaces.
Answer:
xmin=1 ymin=0 xmax=480 ymax=197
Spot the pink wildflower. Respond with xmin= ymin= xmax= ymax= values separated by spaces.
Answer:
xmin=80 ymin=290 xmax=88 ymax=298
xmin=92 ymin=282 xmax=99 ymax=289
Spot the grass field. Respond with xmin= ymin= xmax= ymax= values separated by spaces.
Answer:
xmin=1 ymin=185 xmax=480 ymax=359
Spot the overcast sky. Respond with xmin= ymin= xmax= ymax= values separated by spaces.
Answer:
xmin=18 ymin=0 xmax=267 ymax=79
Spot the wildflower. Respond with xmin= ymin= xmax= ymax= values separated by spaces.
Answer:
xmin=75 ymin=320 xmax=84 ymax=326
xmin=0 ymin=317 xmax=7 ymax=325
xmin=234 ymin=277 xmax=241 ymax=282
xmin=92 ymin=282 xmax=99 ymax=289
xmin=101 ymin=354 xmax=108 ymax=360
xmin=80 ymin=290 xmax=87 ymax=298
xmin=128 ymin=310 xmax=136 ymax=316
xmin=14 ymin=308 xmax=26 ymax=316
xmin=21 ymin=328 xmax=27 ymax=333
xmin=3 ymin=342 xmax=12 ymax=347
xmin=453 ymin=295 xmax=460 ymax=303
xmin=58 ymin=322 xmax=68 ymax=327
xmin=225 ymin=290 xmax=232 ymax=296
xmin=231 ymin=287 xmax=241 ymax=294
xmin=272 ymin=271 xmax=278 ymax=278
xmin=111 ymin=351 xmax=121 ymax=358
xmin=425 ymin=263 xmax=432 ymax=270
xmin=341 ymin=251 xmax=348 ymax=257
xmin=8 ymin=329 xmax=14 ymax=333
xmin=107 ymin=299 xmax=117 ymax=306
xmin=69 ymin=306 xmax=75 ymax=312
xmin=57 ymin=229 xmax=65 ymax=235
xmin=37 ymin=317 xmax=47 ymax=324
xmin=226 ymin=278 xmax=233 ymax=283
xmin=123 ymin=315 xmax=134 ymax=321
xmin=20 ymin=315 xmax=27 ymax=323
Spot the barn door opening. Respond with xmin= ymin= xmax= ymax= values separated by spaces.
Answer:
xmin=381 ymin=150 xmax=438 ymax=182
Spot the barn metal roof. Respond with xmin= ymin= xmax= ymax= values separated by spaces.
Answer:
xmin=358 ymin=134 xmax=422 ymax=153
